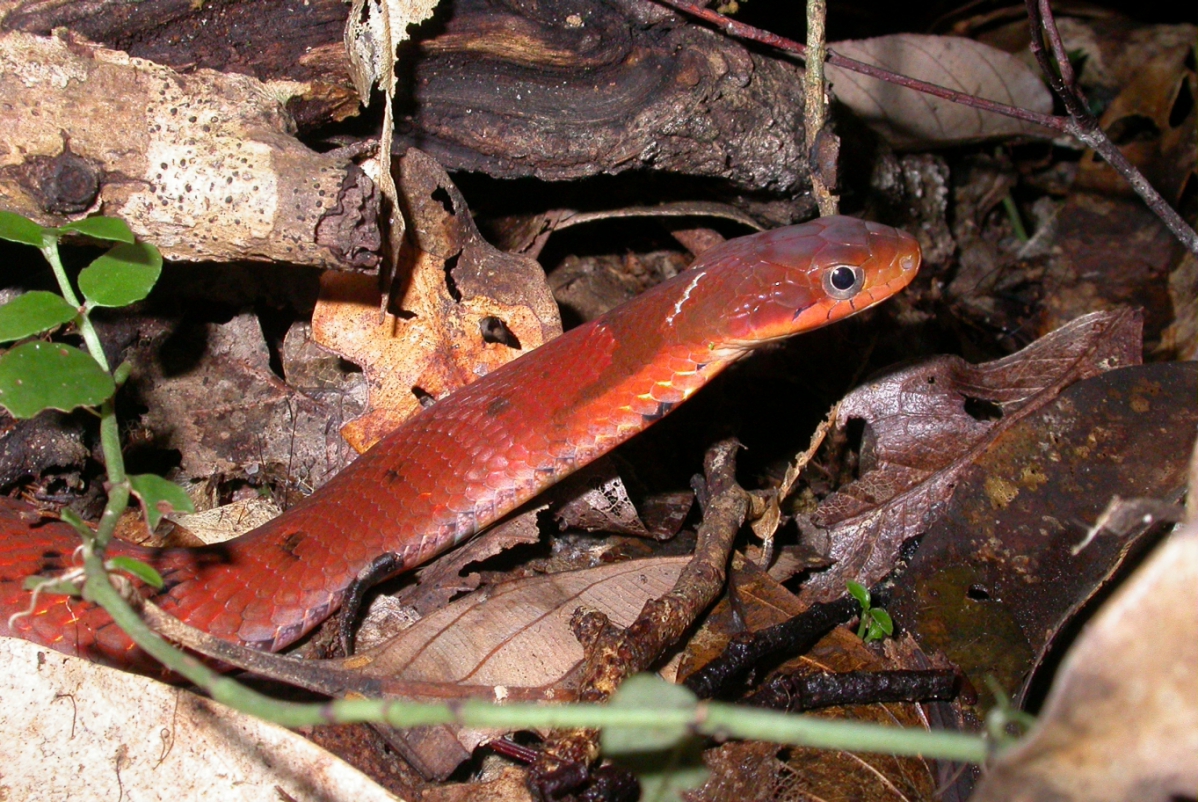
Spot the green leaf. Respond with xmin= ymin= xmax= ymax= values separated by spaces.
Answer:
xmin=602 ymin=674 xmax=697 ymax=755
xmin=846 ymin=580 xmax=870 ymax=609
xmin=78 ymin=241 xmax=163 ymax=307
xmin=107 ymin=556 xmax=165 ymax=589
xmin=0 ymin=341 xmax=115 ymax=418
xmin=58 ymin=216 xmax=135 ymax=244
xmin=58 ymin=507 xmax=92 ymax=539
xmin=0 ymin=211 xmax=46 ymax=247
xmin=864 ymin=608 xmax=894 ymax=642
xmin=0 ymin=292 xmax=77 ymax=343
xmin=129 ymin=473 xmax=195 ymax=529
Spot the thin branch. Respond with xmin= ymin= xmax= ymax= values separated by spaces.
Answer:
xmin=653 ymin=0 xmax=1070 ymax=132
xmin=1024 ymin=0 xmax=1198 ymax=257
xmin=654 ymin=0 xmax=1198 ymax=259
xmin=803 ymin=0 xmax=838 ymax=215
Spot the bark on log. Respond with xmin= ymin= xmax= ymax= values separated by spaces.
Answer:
xmin=4 ymin=0 xmax=810 ymax=194
xmin=0 ymin=29 xmax=381 ymax=268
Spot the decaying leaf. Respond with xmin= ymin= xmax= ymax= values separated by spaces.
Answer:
xmin=826 ymin=34 xmax=1054 ymax=149
xmin=0 ymin=637 xmax=394 ymax=802
xmin=684 ymin=558 xmax=953 ymax=802
xmin=891 ymin=361 xmax=1197 ymax=714
xmin=970 ymin=518 xmax=1198 ymax=802
xmin=351 ymin=557 xmax=690 ymax=779
xmin=352 ymin=556 xmax=690 ymax=691
xmin=137 ymin=311 xmax=359 ymax=489
xmin=802 ymin=309 xmax=1143 ymax=603
xmin=313 ymin=149 xmax=560 ymax=451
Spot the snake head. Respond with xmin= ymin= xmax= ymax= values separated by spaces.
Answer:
xmin=673 ymin=216 xmax=922 ymax=350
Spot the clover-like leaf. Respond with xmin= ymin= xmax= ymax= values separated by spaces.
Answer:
xmin=864 ymin=608 xmax=894 ymax=642
xmin=846 ymin=580 xmax=871 ymax=609
xmin=0 ymin=341 xmax=115 ymax=418
xmin=602 ymin=674 xmax=697 ymax=755
xmin=58 ymin=216 xmax=136 ymax=244
xmin=0 ymin=211 xmax=46 ymax=247
xmin=107 ymin=556 xmax=165 ymax=589
xmin=0 ymin=292 xmax=77 ymax=343
xmin=78 ymin=242 xmax=163 ymax=308
xmin=129 ymin=473 xmax=195 ymax=530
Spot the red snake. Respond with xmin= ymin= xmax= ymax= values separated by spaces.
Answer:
xmin=0 ymin=216 xmax=920 ymax=669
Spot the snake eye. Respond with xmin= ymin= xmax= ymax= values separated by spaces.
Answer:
xmin=822 ymin=265 xmax=864 ymax=300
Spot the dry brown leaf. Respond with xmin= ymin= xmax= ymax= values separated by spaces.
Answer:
xmin=137 ymin=311 xmax=358 ymax=489
xmin=313 ymin=149 xmax=560 ymax=452
xmin=801 ymin=309 xmax=1142 ymax=603
xmin=0 ymin=638 xmax=398 ymax=802
xmin=971 ymin=519 xmax=1198 ymax=802
xmin=353 ymin=556 xmax=689 ymax=690
xmin=353 ymin=556 xmax=689 ymax=779
xmin=688 ymin=559 xmax=949 ymax=802
xmin=891 ymin=361 xmax=1196 ymax=716
xmin=1161 ymin=250 xmax=1198 ymax=359
xmin=826 ymin=34 xmax=1054 ymax=149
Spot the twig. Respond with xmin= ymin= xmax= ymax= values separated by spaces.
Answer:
xmin=803 ymin=0 xmax=839 ymax=215
xmin=653 ymin=0 xmax=1198 ymax=259
xmin=653 ymin=0 xmax=1068 ymax=132
xmin=533 ymin=438 xmax=751 ymax=791
xmin=1024 ymin=0 xmax=1198 ymax=257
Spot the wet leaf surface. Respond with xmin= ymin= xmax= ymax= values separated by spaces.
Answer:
xmin=802 ymin=308 xmax=1143 ymax=603
xmin=891 ymin=361 xmax=1198 ymax=714
xmin=971 ymin=518 xmax=1198 ymax=802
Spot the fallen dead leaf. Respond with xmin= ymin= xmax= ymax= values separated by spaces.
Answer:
xmin=801 ymin=309 xmax=1143 ymax=603
xmin=970 ymin=517 xmax=1198 ymax=802
xmin=313 ymin=149 xmax=560 ymax=452
xmin=826 ymin=34 xmax=1054 ymax=149
xmin=684 ymin=558 xmax=956 ymax=802
xmin=891 ymin=361 xmax=1197 ymax=713
xmin=137 ymin=310 xmax=357 ymax=490
xmin=0 ymin=637 xmax=400 ymax=802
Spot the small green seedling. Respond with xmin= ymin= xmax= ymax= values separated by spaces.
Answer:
xmin=0 ymin=210 xmax=191 ymax=587
xmin=847 ymin=580 xmax=893 ymax=643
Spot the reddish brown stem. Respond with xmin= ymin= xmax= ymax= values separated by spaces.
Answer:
xmin=1024 ymin=0 xmax=1198 ymax=256
xmin=653 ymin=0 xmax=1198 ymax=258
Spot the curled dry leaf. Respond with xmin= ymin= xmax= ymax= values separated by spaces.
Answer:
xmin=971 ymin=519 xmax=1198 ymax=802
xmin=826 ymin=34 xmax=1054 ymax=149
xmin=801 ymin=309 xmax=1143 ymax=603
xmin=313 ymin=149 xmax=561 ymax=451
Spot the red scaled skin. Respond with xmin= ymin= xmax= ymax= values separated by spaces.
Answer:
xmin=0 ymin=216 xmax=920 ymax=669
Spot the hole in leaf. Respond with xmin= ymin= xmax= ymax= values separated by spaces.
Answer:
xmin=966 ymin=584 xmax=991 ymax=601
xmin=963 ymin=396 xmax=1003 ymax=421
xmin=412 ymin=385 xmax=436 ymax=408
xmin=1105 ymin=114 xmax=1160 ymax=146
xmin=430 ymin=186 xmax=455 ymax=215
xmin=479 ymin=316 xmax=521 ymax=349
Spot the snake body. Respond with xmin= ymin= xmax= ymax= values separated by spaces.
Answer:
xmin=0 ymin=216 xmax=920 ymax=669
